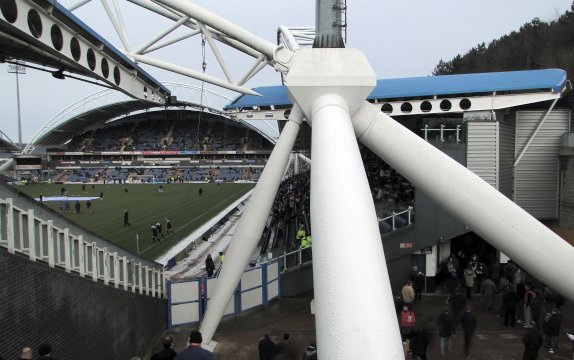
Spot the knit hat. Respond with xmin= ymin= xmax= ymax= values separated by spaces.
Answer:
xmin=189 ymin=330 xmax=203 ymax=344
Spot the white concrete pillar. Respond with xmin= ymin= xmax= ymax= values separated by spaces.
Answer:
xmin=200 ymin=106 xmax=303 ymax=346
xmin=309 ymin=94 xmax=403 ymax=358
xmin=27 ymin=209 xmax=36 ymax=261
xmin=352 ymin=101 xmax=574 ymax=302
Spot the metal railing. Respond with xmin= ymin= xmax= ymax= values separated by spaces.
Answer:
xmin=0 ymin=198 xmax=165 ymax=298
xmin=378 ymin=206 xmax=414 ymax=233
xmin=257 ymin=207 xmax=415 ymax=268
xmin=421 ymin=125 xmax=462 ymax=143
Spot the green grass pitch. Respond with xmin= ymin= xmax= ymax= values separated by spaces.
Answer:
xmin=19 ymin=183 xmax=255 ymax=260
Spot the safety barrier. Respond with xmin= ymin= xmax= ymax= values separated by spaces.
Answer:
xmin=168 ymin=259 xmax=280 ymax=327
xmin=0 ymin=198 xmax=165 ymax=298
xmin=421 ymin=124 xmax=462 ymax=143
xmin=378 ymin=206 xmax=414 ymax=233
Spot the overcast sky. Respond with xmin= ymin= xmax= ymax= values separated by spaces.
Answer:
xmin=0 ymin=0 xmax=572 ymax=144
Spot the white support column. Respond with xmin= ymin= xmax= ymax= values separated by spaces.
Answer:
xmin=352 ymin=101 xmax=574 ymax=302
xmin=122 ymin=256 xmax=128 ymax=291
xmin=27 ymin=209 xmax=36 ymax=261
xmin=308 ymin=95 xmax=403 ymax=358
xmin=113 ymin=252 xmax=120 ymax=289
xmin=138 ymin=265 xmax=143 ymax=294
xmin=103 ymin=248 xmax=110 ymax=285
xmin=78 ymin=235 xmax=85 ymax=277
xmin=131 ymin=262 xmax=137 ymax=293
xmin=63 ymin=228 xmax=71 ymax=273
xmin=286 ymin=48 xmax=402 ymax=359
xmin=91 ymin=243 xmax=98 ymax=282
xmin=6 ymin=198 xmax=14 ymax=254
xmin=47 ymin=220 xmax=55 ymax=268
xmin=145 ymin=266 xmax=150 ymax=296
xmin=161 ymin=270 xmax=166 ymax=298
xmin=151 ymin=269 xmax=156 ymax=297
xmin=18 ymin=213 xmax=24 ymax=250
xmin=200 ymin=106 xmax=303 ymax=346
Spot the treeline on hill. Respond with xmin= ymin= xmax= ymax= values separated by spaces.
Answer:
xmin=433 ymin=2 xmax=574 ymax=77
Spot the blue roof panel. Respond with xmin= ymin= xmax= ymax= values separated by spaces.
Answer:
xmin=225 ymin=69 xmax=567 ymax=109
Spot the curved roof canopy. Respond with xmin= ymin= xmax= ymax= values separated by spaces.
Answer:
xmin=224 ymin=69 xmax=568 ymax=110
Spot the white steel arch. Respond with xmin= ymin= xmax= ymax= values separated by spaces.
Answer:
xmin=65 ymin=0 xmax=294 ymax=95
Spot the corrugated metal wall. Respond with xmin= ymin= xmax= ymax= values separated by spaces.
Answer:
xmin=498 ymin=122 xmax=515 ymax=199
xmin=514 ymin=109 xmax=571 ymax=219
xmin=467 ymin=121 xmax=499 ymax=189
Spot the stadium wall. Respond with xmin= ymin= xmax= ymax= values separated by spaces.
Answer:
xmin=559 ymin=147 xmax=574 ymax=229
xmin=381 ymin=144 xmax=468 ymax=260
xmin=0 ymin=247 xmax=166 ymax=359
xmin=0 ymin=182 xmax=161 ymax=271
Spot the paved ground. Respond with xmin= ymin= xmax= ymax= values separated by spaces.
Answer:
xmin=161 ymin=290 xmax=574 ymax=359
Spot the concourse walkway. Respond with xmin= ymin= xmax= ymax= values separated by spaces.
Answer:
xmin=161 ymin=291 xmax=574 ymax=359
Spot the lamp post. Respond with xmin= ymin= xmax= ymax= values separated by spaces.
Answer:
xmin=7 ymin=60 xmax=26 ymax=149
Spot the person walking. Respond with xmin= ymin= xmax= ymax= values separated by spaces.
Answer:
xmin=205 ymin=254 xmax=215 ymax=277
xmin=410 ymin=267 xmax=424 ymax=303
xmin=150 ymin=335 xmax=177 ymax=360
xmin=74 ymin=200 xmax=81 ymax=214
xmin=461 ymin=305 xmax=477 ymax=360
xmin=409 ymin=327 xmax=430 ymax=360
xmin=124 ymin=209 xmax=131 ymax=227
xmin=399 ymin=305 xmax=416 ymax=343
xmin=258 ymin=333 xmax=276 ymax=360
xmin=402 ymin=280 xmax=415 ymax=308
xmin=437 ymin=309 xmax=454 ymax=357
xmin=151 ymin=224 xmax=159 ymax=243
xmin=523 ymin=321 xmax=543 ymax=360
xmin=543 ymin=307 xmax=562 ymax=354
xmin=480 ymin=277 xmax=498 ymax=311
xmin=502 ymin=284 xmax=519 ymax=328
xmin=174 ymin=330 xmax=212 ymax=360
xmin=166 ymin=218 xmax=173 ymax=234
xmin=448 ymin=286 xmax=466 ymax=331
xmin=463 ymin=263 xmax=476 ymax=299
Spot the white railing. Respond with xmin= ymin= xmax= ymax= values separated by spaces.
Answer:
xmin=0 ymin=198 xmax=164 ymax=298
xmin=255 ymin=207 xmax=415 ymax=267
xmin=378 ymin=206 xmax=414 ymax=233
xmin=421 ymin=124 xmax=462 ymax=143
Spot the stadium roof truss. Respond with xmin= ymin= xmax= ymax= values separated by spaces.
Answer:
xmin=0 ymin=0 xmax=170 ymax=104
xmin=224 ymin=69 xmax=571 ymax=121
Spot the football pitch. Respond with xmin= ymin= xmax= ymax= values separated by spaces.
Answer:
xmin=19 ymin=183 xmax=255 ymax=260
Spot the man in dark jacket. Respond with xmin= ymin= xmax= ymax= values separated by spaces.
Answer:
xmin=437 ymin=309 xmax=454 ymax=357
xmin=523 ymin=322 xmax=543 ymax=360
xmin=258 ymin=334 xmax=275 ymax=360
xmin=205 ymin=254 xmax=215 ymax=277
xmin=409 ymin=327 xmax=430 ymax=360
xmin=151 ymin=335 xmax=177 ymax=360
xmin=461 ymin=305 xmax=477 ymax=360
xmin=543 ymin=308 xmax=562 ymax=354
xmin=502 ymin=287 xmax=519 ymax=327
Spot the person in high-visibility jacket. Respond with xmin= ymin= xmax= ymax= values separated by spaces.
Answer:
xmin=301 ymin=234 xmax=312 ymax=249
xmin=296 ymin=224 xmax=306 ymax=245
